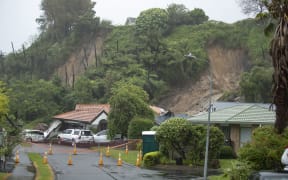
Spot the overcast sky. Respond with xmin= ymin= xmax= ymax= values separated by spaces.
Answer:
xmin=0 ymin=0 xmax=249 ymax=54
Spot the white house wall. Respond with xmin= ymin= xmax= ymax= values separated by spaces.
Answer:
xmin=91 ymin=112 xmax=108 ymax=126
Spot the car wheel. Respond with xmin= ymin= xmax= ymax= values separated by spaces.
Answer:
xmin=26 ymin=138 xmax=32 ymax=142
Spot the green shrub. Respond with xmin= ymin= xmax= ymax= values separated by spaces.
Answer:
xmin=224 ymin=161 xmax=252 ymax=180
xmin=238 ymin=126 xmax=288 ymax=170
xmin=128 ymin=117 xmax=154 ymax=139
xmin=143 ymin=151 xmax=162 ymax=167
xmin=219 ymin=146 xmax=236 ymax=159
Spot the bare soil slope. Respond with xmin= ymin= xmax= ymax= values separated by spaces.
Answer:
xmin=56 ymin=39 xmax=249 ymax=115
xmin=56 ymin=36 xmax=105 ymax=86
xmin=158 ymin=46 xmax=249 ymax=115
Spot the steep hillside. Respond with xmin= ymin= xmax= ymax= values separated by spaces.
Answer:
xmin=158 ymin=46 xmax=249 ymax=114
xmin=55 ymin=35 xmax=105 ymax=86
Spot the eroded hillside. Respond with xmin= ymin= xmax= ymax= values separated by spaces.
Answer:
xmin=56 ymin=35 xmax=105 ymax=86
xmin=158 ymin=46 xmax=249 ymax=115
xmin=56 ymin=37 xmax=249 ymax=115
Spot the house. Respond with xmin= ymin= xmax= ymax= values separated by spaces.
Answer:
xmin=125 ymin=17 xmax=136 ymax=25
xmin=44 ymin=104 xmax=110 ymax=138
xmin=45 ymin=104 xmax=164 ymax=138
xmin=188 ymin=102 xmax=275 ymax=152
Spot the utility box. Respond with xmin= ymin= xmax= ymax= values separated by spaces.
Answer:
xmin=142 ymin=131 xmax=159 ymax=156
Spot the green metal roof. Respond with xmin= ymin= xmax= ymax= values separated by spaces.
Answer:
xmin=188 ymin=104 xmax=275 ymax=125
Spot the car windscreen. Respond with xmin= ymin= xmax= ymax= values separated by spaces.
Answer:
xmin=26 ymin=131 xmax=44 ymax=135
xmin=81 ymin=131 xmax=92 ymax=136
xmin=63 ymin=129 xmax=72 ymax=134
xmin=73 ymin=130 xmax=80 ymax=135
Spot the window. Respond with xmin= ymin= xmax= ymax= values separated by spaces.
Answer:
xmin=73 ymin=130 xmax=80 ymax=135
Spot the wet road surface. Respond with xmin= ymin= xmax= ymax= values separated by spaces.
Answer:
xmin=11 ymin=143 xmax=203 ymax=180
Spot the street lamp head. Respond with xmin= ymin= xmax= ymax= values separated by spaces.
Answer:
xmin=184 ymin=52 xmax=197 ymax=59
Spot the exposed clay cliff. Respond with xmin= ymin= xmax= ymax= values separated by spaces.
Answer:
xmin=55 ymin=35 xmax=105 ymax=86
xmin=158 ymin=46 xmax=249 ymax=115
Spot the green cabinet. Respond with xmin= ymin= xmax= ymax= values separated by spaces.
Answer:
xmin=142 ymin=131 xmax=159 ymax=156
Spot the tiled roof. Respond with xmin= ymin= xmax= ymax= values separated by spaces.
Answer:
xmin=188 ymin=104 xmax=275 ymax=125
xmin=149 ymin=105 xmax=165 ymax=115
xmin=53 ymin=104 xmax=109 ymax=123
xmin=75 ymin=104 xmax=110 ymax=113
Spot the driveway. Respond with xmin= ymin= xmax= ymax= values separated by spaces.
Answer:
xmin=10 ymin=143 xmax=202 ymax=180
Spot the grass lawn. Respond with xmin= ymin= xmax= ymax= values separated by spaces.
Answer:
xmin=27 ymin=152 xmax=54 ymax=180
xmin=0 ymin=172 xmax=10 ymax=180
xmin=91 ymin=146 xmax=140 ymax=165
xmin=209 ymin=159 xmax=238 ymax=180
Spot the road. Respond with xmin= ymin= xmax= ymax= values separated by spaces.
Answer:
xmin=14 ymin=143 xmax=202 ymax=180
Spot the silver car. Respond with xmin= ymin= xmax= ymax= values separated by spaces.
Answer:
xmin=22 ymin=129 xmax=45 ymax=142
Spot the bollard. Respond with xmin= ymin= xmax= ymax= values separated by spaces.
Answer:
xmin=48 ymin=143 xmax=53 ymax=155
xmin=73 ymin=143 xmax=77 ymax=155
xmin=98 ymin=152 xmax=104 ymax=166
xmin=43 ymin=152 xmax=48 ymax=164
xmin=139 ymin=150 xmax=142 ymax=164
xmin=135 ymin=152 xmax=140 ymax=167
xmin=15 ymin=150 xmax=20 ymax=163
xmin=125 ymin=143 xmax=128 ymax=155
xmin=105 ymin=145 xmax=110 ymax=157
xmin=67 ymin=153 xmax=73 ymax=165
xmin=117 ymin=152 xmax=122 ymax=166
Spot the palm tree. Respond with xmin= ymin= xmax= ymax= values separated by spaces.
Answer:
xmin=268 ymin=1 xmax=288 ymax=133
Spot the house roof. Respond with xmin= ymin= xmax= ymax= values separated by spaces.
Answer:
xmin=149 ymin=105 xmax=166 ymax=115
xmin=211 ymin=101 xmax=273 ymax=111
xmin=75 ymin=104 xmax=110 ymax=113
xmin=188 ymin=104 xmax=275 ymax=125
xmin=53 ymin=104 xmax=109 ymax=123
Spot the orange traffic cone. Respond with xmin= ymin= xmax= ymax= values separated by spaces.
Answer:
xmin=125 ymin=143 xmax=128 ymax=155
xmin=73 ymin=143 xmax=77 ymax=155
xmin=98 ymin=152 xmax=104 ymax=166
xmin=15 ymin=150 xmax=20 ymax=163
xmin=43 ymin=152 xmax=48 ymax=164
xmin=135 ymin=153 xmax=140 ymax=167
xmin=67 ymin=153 xmax=73 ymax=165
xmin=139 ymin=150 xmax=142 ymax=164
xmin=48 ymin=143 xmax=53 ymax=155
xmin=105 ymin=145 xmax=110 ymax=157
xmin=117 ymin=153 xmax=122 ymax=166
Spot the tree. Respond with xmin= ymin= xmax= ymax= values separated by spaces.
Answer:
xmin=108 ymin=82 xmax=154 ymax=138
xmin=0 ymin=81 xmax=9 ymax=117
xmin=0 ymin=81 xmax=21 ymax=159
xmin=156 ymin=118 xmax=198 ymax=161
xmin=156 ymin=118 xmax=224 ymax=166
xmin=187 ymin=8 xmax=209 ymax=25
xmin=237 ymin=0 xmax=267 ymax=15
xmin=37 ymin=0 xmax=97 ymax=40
xmin=239 ymin=0 xmax=288 ymax=133
xmin=135 ymin=8 xmax=168 ymax=51
xmin=240 ymin=66 xmax=273 ymax=102
xmin=128 ymin=117 xmax=154 ymax=139
xmin=166 ymin=4 xmax=189 ymax=27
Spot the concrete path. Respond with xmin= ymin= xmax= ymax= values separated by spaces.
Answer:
xmin=7 ymin=145 xmax=34 ymax=180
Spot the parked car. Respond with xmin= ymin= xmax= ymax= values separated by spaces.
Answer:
xmin=57 ymin=129 xmax=94 ymax=145
xmin=249 ymin=171 xmax=288 ymax=180
xmin=22 ymin=129 xmax=45 ymax=142
xmin=93 ymin=129 xmax=124 ymax=143
xmin=93 ymin=129 xmax=110 ymax=143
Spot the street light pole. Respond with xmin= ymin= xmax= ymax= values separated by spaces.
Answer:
xmin=184 ymin=53 xmax=212 ymax=179
xmin=203 ymin=61 xmax=212 ymax=180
